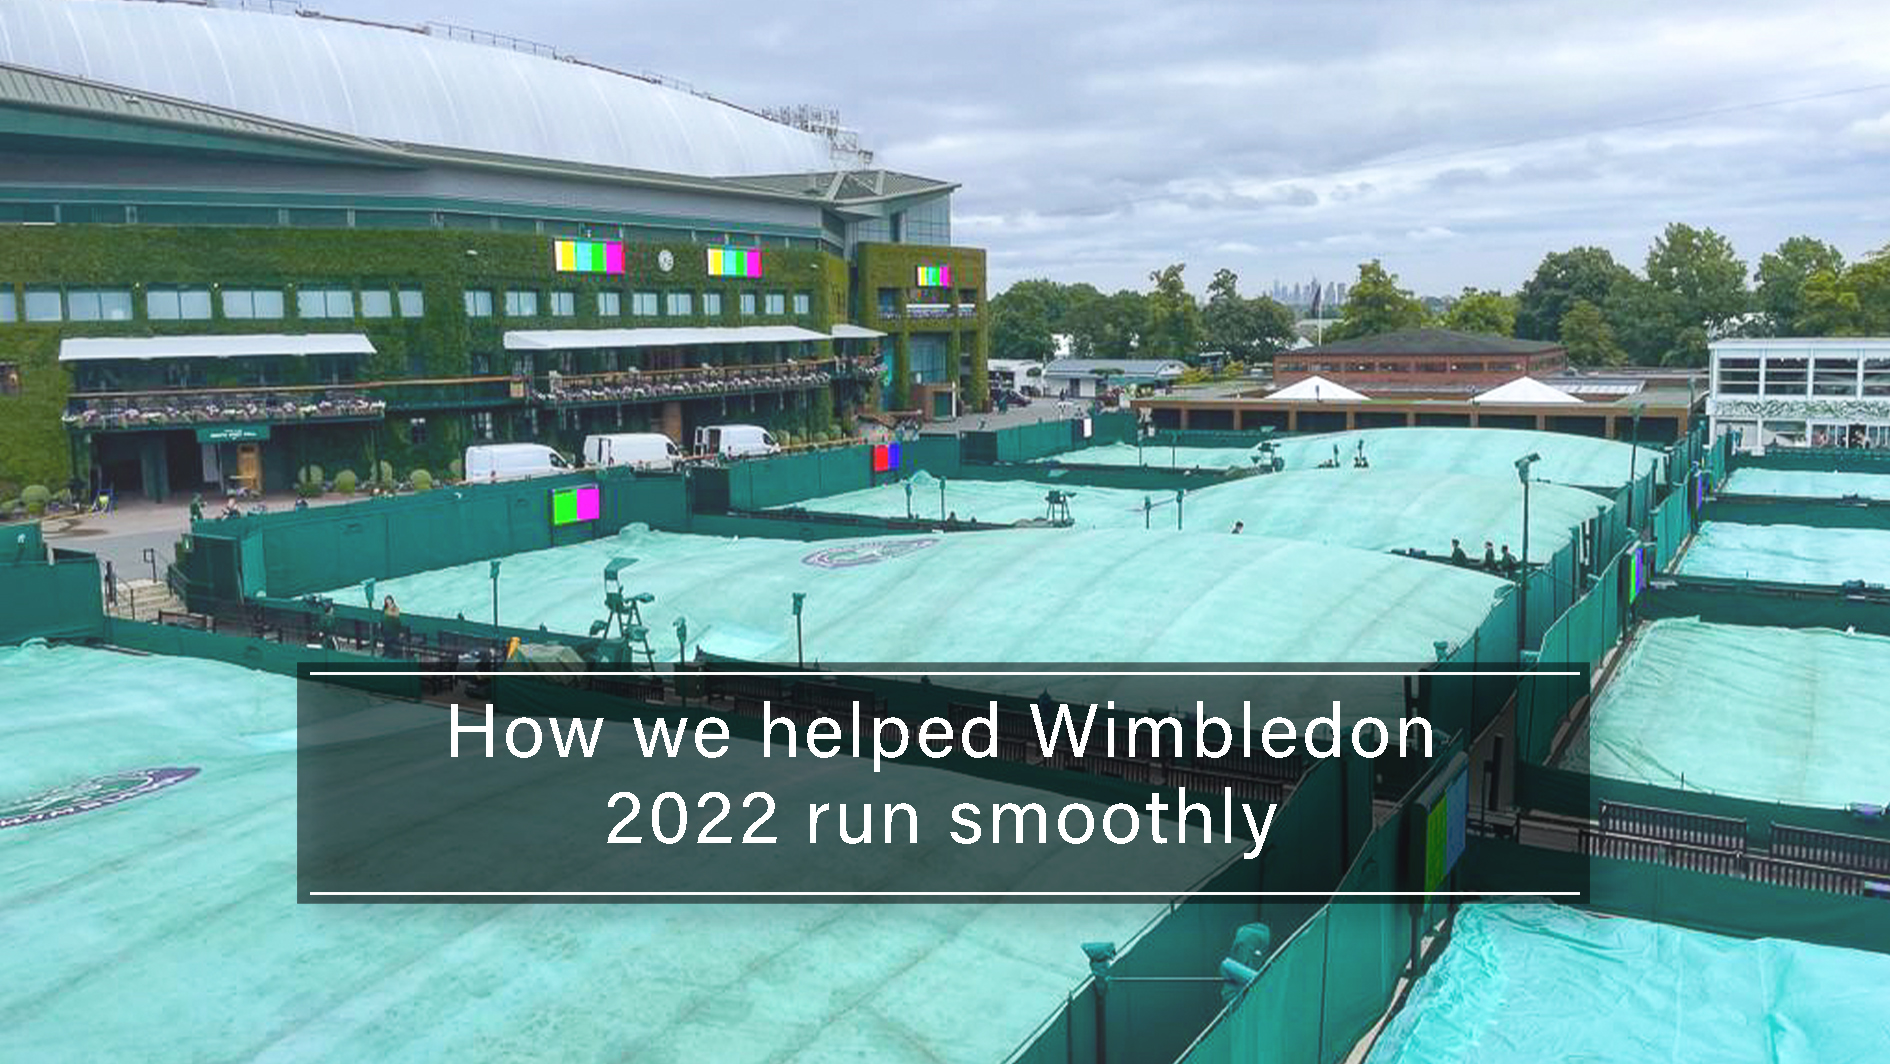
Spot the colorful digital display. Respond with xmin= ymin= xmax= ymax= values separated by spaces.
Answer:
xmin=1694 ymin=469 xmax=1710 ymax=510
xmin=554 ymin=239 xmax=625 ymax=274
xmin=1627 ymin=543 xmax=1647 ymax=604
xmin=1408 ymin=753 xmax=1469 ymax=897
xmin=707 ymin=246 xmax=763 ymax=278
xmin=551 ymin=485 xmax=601 ymax=526
xmin=915 ymin=264 xmax=952 ymax=288
xmin=871 ymin=442 xmax=903 ymax=473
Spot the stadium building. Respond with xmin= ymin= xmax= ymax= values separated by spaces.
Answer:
xmin=0 ymin=0 xmax=989 ymax=501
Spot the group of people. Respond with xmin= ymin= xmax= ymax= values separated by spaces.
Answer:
xmin=1449 ymin=538 xmax=1521 ymax=577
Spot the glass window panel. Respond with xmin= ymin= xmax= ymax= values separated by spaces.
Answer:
xmin=360 ymin=290 xmax=394 ymax=318
xmin=398 ymin=288 xmax=425 ymax=317
xmin=464 ymin=290 xmax=493 ymax=317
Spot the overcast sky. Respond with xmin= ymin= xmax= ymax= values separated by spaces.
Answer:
xmin=318 ymin=0 xmax=1890 ymax=298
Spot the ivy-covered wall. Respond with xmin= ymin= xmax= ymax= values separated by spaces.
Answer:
xmin=0 ymin=225 xmax=848 ymax=494
xmin=854 ymin=242 xmax=990 ymax=412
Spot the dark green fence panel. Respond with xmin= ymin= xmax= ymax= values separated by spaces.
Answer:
xmin=0 ymin=552 xmax=104 ymax=644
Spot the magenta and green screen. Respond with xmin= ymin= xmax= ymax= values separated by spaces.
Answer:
xmin=707 ymin=246 xmax=763 ymax=278
xmin=551 ymin=485 xmax=601 ymax=526
xmin=916 ymin=265 xmax=953 ymax=287
xmin=553 ymin=239 xmax=624 ymax=274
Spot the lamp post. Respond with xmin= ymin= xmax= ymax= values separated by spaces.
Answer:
xmin=791 ymin=592 xmax=806 ymax=668
xmin=489 ymin=558 xmax=502 ymax=628
xmin=903 ymin=478 xmax=914 ymax=520
xmin=1515 ymin=452 xmax=1540 ymax=655
xmin=1626 ymin=405 xmax=1644 ymax=531
xmin=939 ymin=475 xmax=947 ymax=521
xmin=1174 ymin=488 xmax=1184 ymax=531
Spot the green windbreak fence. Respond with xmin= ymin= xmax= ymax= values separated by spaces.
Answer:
xmin=185 ymin=473 xmax=689 ymax=599
xmin=1650 ymin=483 xmax=1691 ymax=569
xmin=962 ymin=411 xmax=1139 ymax=465
xmin=0 ymin=544 xmax=104 ymax=644
xmin=1703 ymin=496 xmax=1890 ymax=530
xmin=1170 ymin=738 xmax=1470 ymax=1064
xmin=1520 ymin=543 xmax=1629 ymax=764
xmin=99 ymin=617 xmax=416 ymax=696
xmin=1732 ymin=444 xmax=1890 ymax=474
xmin=1 ymin=520 xmax=45 ymax=561
xmin=1640 ymin=579 xmax=1890 ymax=637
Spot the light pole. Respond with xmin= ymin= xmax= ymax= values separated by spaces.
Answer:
xmin=791 ymin=592 xmax=806 ymax=668
xmin=489 ymin=558 xmax=502 ymax=627
xmin=1625 ymin=405 xmax=1644 ymax=532
xmin=939 ymin=475 xmax=947 ymax=521
xmin=1515 ymin=453 xmax=1540 ymax=655
xmin=903 ymin=478 xmax=914 ymax=520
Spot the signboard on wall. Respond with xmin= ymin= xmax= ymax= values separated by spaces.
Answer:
xmin=916 ymin=264 xmax=953 ymax=287
xmin=1405 ymin=752 xmax=1469 ymax=896
xmin=550 ymin=485 xmax=601 ymax=526
xmin=196 ymin=424 xmax=270 ymax=443
xmin=707 ymin=246 xmax=763 ymax=278
xmin=553 ymin=239 xmax=624 ymax=274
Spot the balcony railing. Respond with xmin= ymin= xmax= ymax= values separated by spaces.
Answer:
xmin=532 ymin=357 xmax=871 ymax=406
xmin=64 ymin=387 xmax=385 ymax=431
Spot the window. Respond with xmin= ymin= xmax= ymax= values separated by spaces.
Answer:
xmin=464 ymin=289 xmax=494 ymax=317
xmin=551 ymin=291 xmax=576 ymax=317
xmin=765 ymin=292 xmax=786 ymax=315
xmin=67 ymin=288 xmax=133 ymax=322
xmin=504 ymin=289 xmax=539 ymax=317
xmin=597 ymin=291 xmax=621 ymax=317
xmin=398 ymin=287 xmax=425 ymax=318
xmin=1762 ymin=356 xmax=1808 ymax=396
xmin=1717 ymin=356 xmax=1760 ymax=395
xmin=702 ymin=291 xmax=722 ymax=316
xmin=359 ymin=289 xmax=394 ymax=318
xmin=408 ymin=417 xmax=428 ymax=445
xmin=666 ymin=291 xmax=694 ymax=316
xmin=792 ymin=292 xmax=811 ymax=316
xmin=471 ymin=352 xmax=491 ymax=375
xmin=0 ymin=361 xmax=18 ymax=394
xmin=1812 ymin=357 xmax=1858 ymax=397
xmin=471 ymin=410 xmax=494 ymax=440
xmin=739 ymin=292 xmax=756 ymax=316
xmin=146 ymin=285 xmax=213 ymax=320
xmin=298 ymin=287 xmax=354 ymax=319
xmin=876 ymin=288 xmax=899 ymax=318
xmin=0 ymin=288 xmax=14 ymax=323
xmin=1864 ymin=358 xmax=1890 ymax=397
xmin=223 ymin=288 xmax=285 ymax=319
xmin=631 ymin=291 xmax=658 ymax=316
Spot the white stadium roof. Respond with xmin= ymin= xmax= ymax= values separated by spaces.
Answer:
xmin=0 ymin=0 xmax=834 ymax=177
xmin=59 ymin=334 xmax=375 ymax=362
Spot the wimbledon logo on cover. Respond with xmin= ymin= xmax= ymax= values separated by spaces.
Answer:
xmin=0 ymin=767 xmax=200 ymax=830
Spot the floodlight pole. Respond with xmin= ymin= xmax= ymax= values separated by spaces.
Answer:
xmin=791 ymin=592 xmax=806 ymax=668
xmin=1515 ymin=453 xmax=1540 ymax=656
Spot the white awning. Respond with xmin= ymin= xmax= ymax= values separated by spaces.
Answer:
xmin=1268 ymin=374 xmax=1368 ymax=402
xmin=59 ymin=333 xmax=376 ymax=362
xmin=830 ymin=324 xmax=887 ymax=339
xmin=503 ymin=326 xmax=831 ymax=351
xmin=1471 ymin=376 xmax=1582 ymax=405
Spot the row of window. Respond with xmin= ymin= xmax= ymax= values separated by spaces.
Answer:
xmin=0 ymin=285 xmax=425 ymax=324
xmin=1715 ymin=356 xmax=1890 ymax=397
xmin=1276 ymin=357 xmax=1544 ymax=375
xmin=464 ymin=288 xmax=813 ymax=320
xmin=0 ymin=284 xmax=821 ymax=324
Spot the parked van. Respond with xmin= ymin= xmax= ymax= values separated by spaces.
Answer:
xmin=463 ymin=443 xmax=571 ymax=483
xmin=694 ymin=424 xmax=781 ymax=459
xmin=583 ymin=432 xmax=681 ymax=471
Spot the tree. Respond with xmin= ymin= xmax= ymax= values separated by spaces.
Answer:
xmin=1754 ymin=236 xmax=1845 ymax=336
xmin=1644 ymin=223 xmax=1748 ymax=340
xmin=1442 ymin=288 xmax=1517 ymax=336
xmin=1515 ymin=246 xmax=1634 ymax=340
xmin=1324 ymin=260 xmax=1429 ymax=342
xmin=1142 ymin=263 xmax=1203 ymax=358
xmin=1202 ymin=268 xmax=1298 ymax=362
xmin=990 ymin=281 xmax=1056 ymax=361
xmin=1068 ymin=289 xmax=1147 ymax=358
xmin=1797 ymin=249 xmax=1890 ymax=336
xmin=1557 ymin=299 xmax=1625 ymax=366
xmin=1603 ymin=274 xmax=1689 ymax=366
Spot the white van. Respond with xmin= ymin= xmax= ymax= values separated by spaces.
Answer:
xmin=463 ymin=443 xmax=571 ymax=483
xmin=694 ymin=424 xmax=781 ymax=459
xmin=583 ymin=433 xmax=681 ymax=471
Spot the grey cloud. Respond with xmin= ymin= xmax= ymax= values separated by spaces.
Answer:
xmin=313 ymin=0 xmax=1890 ymax=296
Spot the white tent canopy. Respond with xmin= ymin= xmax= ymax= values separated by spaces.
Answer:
xmin=504 ymin=326 xmax=829 ymax=350
xmin=1472 ymin=377 xmax=1582 ymax=405
xmin=829 ymin=324 xmax=887 ymax=340
xmin=1269 ymin=375 xmax=1367 ymax=402
xmin=59 ymin=334 xmax=375 ymax=362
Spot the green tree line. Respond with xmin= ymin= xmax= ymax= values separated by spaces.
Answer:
xmin=990 ymin=225 xmax=1890 ymax=369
